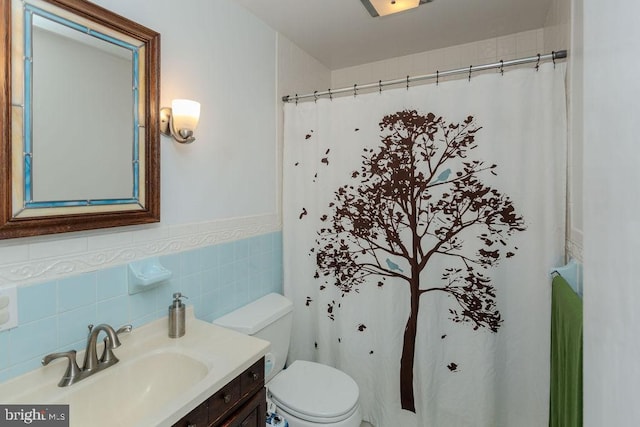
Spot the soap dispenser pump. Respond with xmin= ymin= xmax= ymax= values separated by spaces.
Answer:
xmin=168 ymin=292 xmax=187 ymax=338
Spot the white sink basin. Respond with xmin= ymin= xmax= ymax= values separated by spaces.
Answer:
xmin=0 ymin=307 xmax=270 ymax=427
xmin=58 ymin=351 xmax=209 ymax=425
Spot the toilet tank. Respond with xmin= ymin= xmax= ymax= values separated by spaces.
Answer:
xmin=213 ymin=293 xmax=293 ymax=382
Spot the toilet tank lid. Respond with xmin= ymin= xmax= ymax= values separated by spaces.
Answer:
xmin=213 ymin=293 xmax=293 ymax=335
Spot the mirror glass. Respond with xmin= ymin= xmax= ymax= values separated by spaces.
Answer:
xmin=1 ymin=0 xmax=160 ymax=239
xmin=31 ymin=14 xmax=135 ymax=203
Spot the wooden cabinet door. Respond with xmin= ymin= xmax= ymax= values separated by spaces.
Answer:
xmin=172 ymin=400 xmax=208 ymax=427
xmin=219 ymin=387 xmax=266 ymax=427
xmin=174 ymin=358 xmax=266 ymax=427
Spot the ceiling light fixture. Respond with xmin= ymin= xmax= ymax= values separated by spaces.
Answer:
xmin=360 ymin=0 xmax=433 ymax=17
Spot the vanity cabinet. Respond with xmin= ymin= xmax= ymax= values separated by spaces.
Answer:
xmin=174 ymin=357 xmax=266 ymax=427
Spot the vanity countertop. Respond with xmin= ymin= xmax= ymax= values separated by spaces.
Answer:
xmin=0 ymin=307 xmax=270 ymax=426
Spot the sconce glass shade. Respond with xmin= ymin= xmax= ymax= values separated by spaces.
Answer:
xmin=171 ymin=99 xmax=200 ymax=133
xmin=160 ymin=99 xmax=201 ymax=144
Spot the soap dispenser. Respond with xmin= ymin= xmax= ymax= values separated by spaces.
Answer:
xmin=168 ymin=293 xmax=187 ymax=338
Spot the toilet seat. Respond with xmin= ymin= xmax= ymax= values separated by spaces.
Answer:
xmin=267 ymin=360 xmax=360 ymax=423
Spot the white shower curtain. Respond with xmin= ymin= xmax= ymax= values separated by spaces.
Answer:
xmin=283 ymin=63 xmax=567 ymax=427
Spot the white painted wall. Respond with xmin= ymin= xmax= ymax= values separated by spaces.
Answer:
xmin=90 ymin=0 xmax=278 ymax=224
xmin=331 ymin=29 xmax=545 ymax=88
xmin=583 ymin=0 xmax=640 ymax=424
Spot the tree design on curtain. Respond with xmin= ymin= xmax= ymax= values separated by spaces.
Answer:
xmin=313 ymin=110 xmax=526 ymax=413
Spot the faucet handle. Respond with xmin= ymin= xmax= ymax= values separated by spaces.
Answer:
xmin=42 ymin=350 xmax=81 ymax=387
xmin=100 ymin=324 xmax=133 ymax=364
xmin=87 ymin=324 xmax=94 ymax=338
xmin=116 ymin=324 xmax=133 ymax=335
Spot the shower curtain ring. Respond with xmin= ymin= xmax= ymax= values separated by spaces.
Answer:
xmin=314 ymin=91 xmax=318 ymax=103
xmin=499 ymin=60 xmax=504 ymax=76
xmin=353 ymin=84 xmax=357 ymax=97
xmin=295 ymin=94 xmax=298 ymax=105
xmin=328 ymin=88 xmax=333 ymax=101
xmin=536 ymin=54 xmax=541 ymax=71
xmin=406 ymin=75 xmax=410 ymax=90
xmin=552 ymin=51 xmax=557 ymax=68
xmin=468 ymin=65 xmax=472 ymax=82
xmin=379 ymin=80 xmax=382 ymax=94
xmin=436 ymin=70 xmax=439 ymax=85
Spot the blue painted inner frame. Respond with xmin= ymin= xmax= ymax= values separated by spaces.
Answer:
xmin=22 ymin=4 xmax=141 ymax=209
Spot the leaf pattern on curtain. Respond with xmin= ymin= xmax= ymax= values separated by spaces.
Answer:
xmin=304 ymin=110 xmax=526 ymax=412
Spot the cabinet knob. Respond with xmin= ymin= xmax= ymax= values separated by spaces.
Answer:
xmin=251 ymin=372 xmax=258 ymax=381
xmin=187 ymin=424 xmax=196 ymax=427
xmin=223 ymin=393 xmax=232 ymax=404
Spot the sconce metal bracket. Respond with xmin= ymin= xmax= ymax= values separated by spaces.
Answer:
xmin=160 ymin=107 xmax=195 ymax=144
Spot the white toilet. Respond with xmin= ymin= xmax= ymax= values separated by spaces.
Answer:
xmin=213 ymin=293 xmax=362 ymax=427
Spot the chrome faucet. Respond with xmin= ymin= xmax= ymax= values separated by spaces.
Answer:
xmin=42 ymin=350 xmax=81 ymax=387
xmin=42 ymin=323 xmax=132 ymax=387
xmin=100 ymin=324 xmax=132 ymax=365
xmin=82 ymin=324 xmax=121 ymax=372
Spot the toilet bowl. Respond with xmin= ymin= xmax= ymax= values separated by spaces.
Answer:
xmin=213 ymin=293 xmax=362 ymax=427
xmin=267 ymin=360 xmax=361 ymax=427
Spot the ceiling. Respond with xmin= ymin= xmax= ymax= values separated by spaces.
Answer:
xmin=234 ymin=0 xmax=553 ymax=70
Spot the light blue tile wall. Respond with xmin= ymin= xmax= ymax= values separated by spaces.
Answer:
xmin=0 ymin=231 xmax=283 ymax=383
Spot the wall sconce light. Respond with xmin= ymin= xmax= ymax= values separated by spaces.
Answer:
xmin=160 ymin=99 xmax=201 ymax=144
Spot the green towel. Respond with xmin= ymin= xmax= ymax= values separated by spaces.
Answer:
xmin=549 ymin=275 xmax=583 ymax=427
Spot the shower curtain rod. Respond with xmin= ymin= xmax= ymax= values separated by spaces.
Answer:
xmin=282 ymin=50 xmax=567 ymax=103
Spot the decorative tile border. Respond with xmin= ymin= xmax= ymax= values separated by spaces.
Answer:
xmin=0 ymin=214 xmax=281 ymax=286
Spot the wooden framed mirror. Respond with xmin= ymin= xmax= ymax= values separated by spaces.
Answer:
xmin=0 ymin=0 xmax=160 ymax=239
